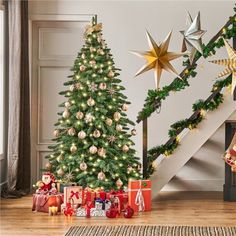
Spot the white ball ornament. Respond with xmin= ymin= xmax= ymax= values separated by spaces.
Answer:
xmin=53 ymin=129 xmax=60 ymax=138
xmin=93 ymin=129 xmax=101 ymax=138
xmin=122 ymin=104 xmax=129 ymax=111
xmin=78 ymin=131 xmax=86 ymax=139
xmin=87 ymin=97 xmax=95 ymax=107
xmin=122 ymin=145 xmax=129 ymax=153
xmin=64 ymin=101 xmax=71 ymax=108
xmin=76 ymin=111 xmax=84 ymax=120
xmin=68 ymin=127 xmax=76 ymax=136
xmin=116 ymin=124 xmax=122 ymax=132
xmin=69 ymin=84 xmax=75 ymax=92
xmin=81 ymin=53 xmax=86 ymax=59
xmin=98 ymin=147 xmax=106 ymax=157
xmin=99 ymin=82 xmax=107 ymax=90
xmin=63 ymin=109 xmax=70 ymax=119
xmin=80 ymin=161 xmax=87 ymax=171
xmin=114 ymin=112 xmax=121 ymax=122
xmin=80 ymin=65 xmax=86 ymax=71
xmin=89 ymin=145 xmax=98 ymax=154
xmin=98 ymin=171 xmax=106 ymax=181
xmin=75 ymin=82 xmax=82 ymax=90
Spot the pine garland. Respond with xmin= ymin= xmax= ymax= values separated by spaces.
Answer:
xmin=137 ymin=12 xmax=236 ymax=123
xmin=145 ymin=75 xmax=232 ymax=177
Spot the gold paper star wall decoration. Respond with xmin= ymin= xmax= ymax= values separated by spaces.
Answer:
xmin=130 ymin=31 xmax=184 ymax=90
xmin=210 ymin=38 xmax=236 ymax=94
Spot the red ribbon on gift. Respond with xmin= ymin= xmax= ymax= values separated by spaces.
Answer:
xmin=70 ymin=191 xmax=79 ymax=199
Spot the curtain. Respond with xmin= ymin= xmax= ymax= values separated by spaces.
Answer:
xmin=3 ymin=0 xmax=30 ymax=198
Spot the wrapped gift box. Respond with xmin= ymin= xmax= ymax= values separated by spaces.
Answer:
xmin=64 ymin=186 xmax=84 ymax=205
xmin=90 ymin=208 xmax=106 ymax=217
xmin=32 ymin=193 xmax=63 ymax=213
xmin=106 ymin=190 xmax=128 ymax=211
xmin=56 ymin=182 xmax=76 ymax=193
xmin=76 ymin=207 xmax=86 ymax=217
xmin=128 ymin=180 xmax=151 ymax=212
xmin=84 ymin=188 xmax=96 ymax=203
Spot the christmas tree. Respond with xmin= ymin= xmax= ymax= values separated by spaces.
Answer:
xmin=46 ymin=16 xmax=141 ymax=190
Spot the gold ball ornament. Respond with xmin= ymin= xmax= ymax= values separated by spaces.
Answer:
xmin=64 ymin=101 xmax=71 ymax=108
xmin=105 ymin=118 xmax=113 ymax=126
xmin=80 ymin=65 xmax=86 ymax=71
xmin=99 ymin=82 xmax=107 ymax=90
xmin=116 ymin=124 xmax=122 ymax=132
xmin=80 ymin=161 xmax=87 ymax=171
xmin=75 ymin=82 xmax=82 ymax=90
xmin=57 ymin=168 xmax=65 ymax=176
xmin=98 ymin=171 xmax=106 ymax=181
xmin=122 ymin=104 xmax=129 ymax=111
xmin=89 ymin=145 xmax=98 ymax=154
xmin=70 ymin=144 xmax=77 ymax=153
xmin=45 ymin=162 xmax=52 ymax=170
xmin=93 ymin=129 xmax=101 ymax=138
xmin=231 ymin=165 xmax=236 ymax=172
xmin=122 ymin=145 xmax=129 ymax=153
xmin=108 ymin=70 xmax=115 ymax=78
xmin=78 ymin=130 xmax=86 ymax=139
xmin=63 ymin=109 xmax=70 ymax=119
xmin=69 ymin=84 xmax=75 ymax=92
xmin=56 ymin=154 xmax=64 ymax=162
xmin=89 ymin=60 xmax=96 ymax=66
xmin=76 ymin=111 xmax=84 ymax=120
xmin=98 ymin=147 xmax=106 ymax=157
xmin=113 ymin=112 xmax=121 ymax=122
xmin=53 ymin=129 xmax=60 ymax=138
xmin=87 ymin=97 xmax=95 ymax=106
xmin=68 ymin=127 xmax=76 ymax=136
xmin=131 ymin=129 xmax=137 ymax=136
xmin=116 ymin=178 xmax=123 ymax=189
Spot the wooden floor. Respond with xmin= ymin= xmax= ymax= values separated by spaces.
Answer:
xmin=1 ymin=191 xmax=236 ymax=236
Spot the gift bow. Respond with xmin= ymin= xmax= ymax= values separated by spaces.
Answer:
xmin=70 ymin=190 xmax=79 ymax=199
xmin=135 ymin=180 xmax=145 ymax=212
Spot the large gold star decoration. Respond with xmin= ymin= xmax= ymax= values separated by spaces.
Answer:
xmin=210 ymin=38 xmax=236 ymax=94
xmin=130 ymin=31 xmax=184 ymax=90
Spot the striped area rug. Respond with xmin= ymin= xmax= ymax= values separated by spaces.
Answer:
xmin=65 ymin=225 xmax=236 ymax=236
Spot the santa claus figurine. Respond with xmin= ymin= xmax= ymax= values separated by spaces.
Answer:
xmin=36 ymin=172 xmax=56 ymax=193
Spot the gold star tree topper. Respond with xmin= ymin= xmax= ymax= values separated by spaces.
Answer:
xmin=210 ymin=38 xmax=236 ymax=94
xmin=130 ymin=31 xmax=184 ymax=90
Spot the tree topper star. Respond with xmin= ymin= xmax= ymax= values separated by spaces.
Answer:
xmin=130 ymin=31 xmax=184 ymax=90
xmin=210 ymin=38 xmax=236 ymax=95
xmin=180 ymin=12 xmax=206 ymax=64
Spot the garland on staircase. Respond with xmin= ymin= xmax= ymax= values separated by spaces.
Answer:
xmin=136 ymin=8 xmax=236 ymax=123
xmin=145 ymin=75 xmax=232 ymax=177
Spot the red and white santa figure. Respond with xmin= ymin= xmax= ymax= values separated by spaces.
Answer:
xmin=36 ymin=172 xmax=56 ymax=193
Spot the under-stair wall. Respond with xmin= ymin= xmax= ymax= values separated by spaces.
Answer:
xmin=151 ymin=92 xmax=236 ymax=199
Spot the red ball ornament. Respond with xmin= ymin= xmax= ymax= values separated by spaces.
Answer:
xmin=63 ymin=203 xmax=74 ymax=216
xmin=124 ymin=206 xmax=134 ymax=218
xmin=106 ymin=204 xmax=117 ymax=218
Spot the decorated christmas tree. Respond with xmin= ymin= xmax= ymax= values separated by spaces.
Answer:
xmin=46 ymin=16 xmax=141 ymax=190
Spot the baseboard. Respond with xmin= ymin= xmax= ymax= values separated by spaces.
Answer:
xmin=162 ymin=179 xmax=224 ymax=191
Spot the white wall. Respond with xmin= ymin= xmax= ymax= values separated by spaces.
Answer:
xmin=29 ymin=0 xmax=236 ymax=191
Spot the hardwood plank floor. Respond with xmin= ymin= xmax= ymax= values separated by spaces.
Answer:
xmin=1 ymin=191 xmax=236 ymax=236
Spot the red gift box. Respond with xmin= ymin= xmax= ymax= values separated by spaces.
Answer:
xmin=32 ymin=193 xmax=63 ymax=213
xmin=84 ymin=188 xmax=96 ymax=204
xmin=128 ymin=180 xmax=151 ymax=212
xmin=106 ymin=190 xmax=128 ymax=211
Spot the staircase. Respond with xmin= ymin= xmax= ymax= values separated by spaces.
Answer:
xmin=151 ymin=90 xmax=236 ymax=199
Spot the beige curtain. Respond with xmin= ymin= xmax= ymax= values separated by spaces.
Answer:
xmin=4 ymin=0 xmax=30 ymax=197
xmin=0 ymin=0 xmax=4 ymax=10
